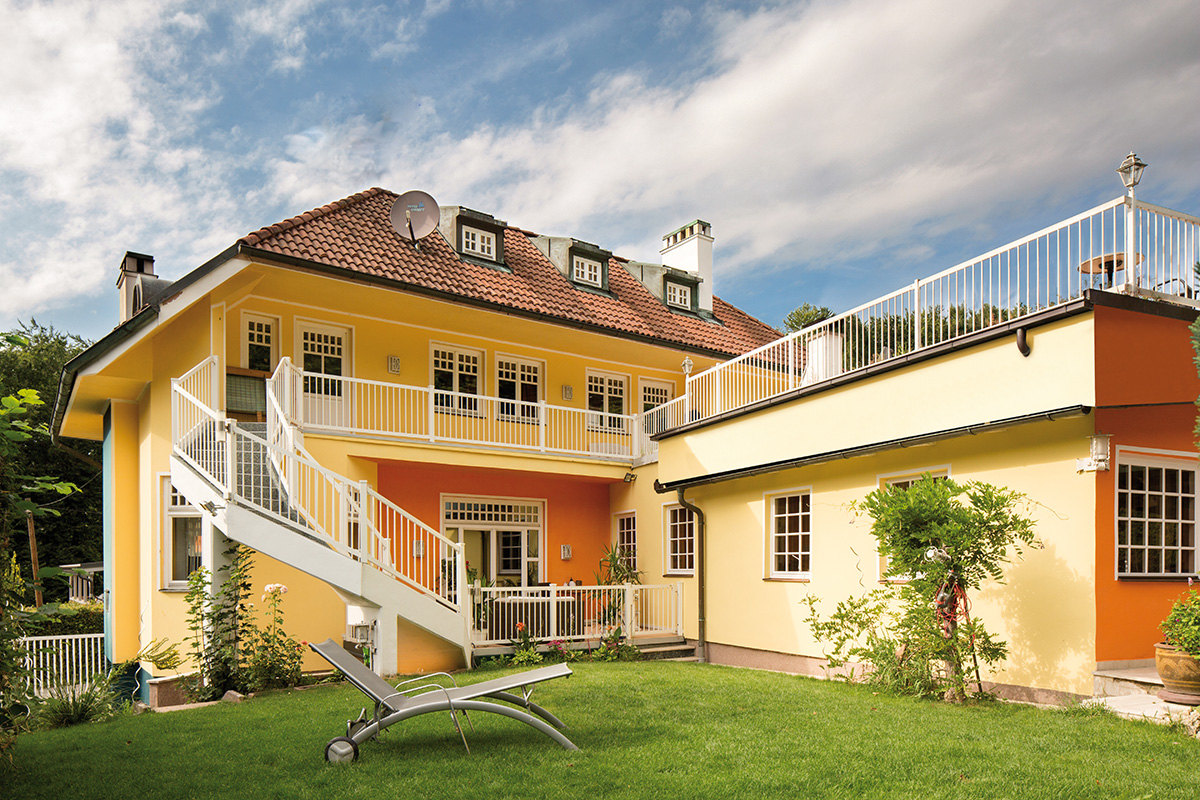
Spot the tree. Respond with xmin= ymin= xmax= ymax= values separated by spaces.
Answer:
xmin=803 ymin=475 xmax=1037 ymax=702
xmin=0 ymin=321 xmax=100 ymax=602
xmin=782 ymin=303 xmax=833 ymax=333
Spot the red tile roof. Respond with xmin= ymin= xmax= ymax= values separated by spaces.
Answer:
xmin=239 ymin=188 xmax=780 ymax=357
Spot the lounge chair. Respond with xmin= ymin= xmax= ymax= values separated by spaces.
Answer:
xmin=308 ymin=638 xmax=578 ymax=762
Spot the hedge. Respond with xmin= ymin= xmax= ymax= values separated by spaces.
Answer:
xmin=23 ymin=602 xmax=104 ymax=636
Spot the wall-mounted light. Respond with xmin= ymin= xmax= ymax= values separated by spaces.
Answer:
xmin=560 ymin=544 xmax=573 ymax=561
xmin=623 ymin=472 xmax=637 ymax=483
xmin=1076 ymin=433 xmax=1111 ymax=473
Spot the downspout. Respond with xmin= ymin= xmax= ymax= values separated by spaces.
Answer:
xmin=674 ymin=488 xmax=707 ymax=664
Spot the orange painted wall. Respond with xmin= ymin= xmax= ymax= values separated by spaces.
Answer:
xmin=1094 ymin=303 xmax=1200 ymax=662
xmin=374 ymin=460 xmax=616 ymax=585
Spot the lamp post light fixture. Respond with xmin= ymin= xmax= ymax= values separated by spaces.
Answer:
xmin=681 ymin=356 xmax=694 ymax=377
xmin=1116 ymin=152 xmax=1147 ymax=293
xmin=1116 ymin=151 xmax=1147 ymax=197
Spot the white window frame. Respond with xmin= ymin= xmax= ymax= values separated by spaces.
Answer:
xmin=572 ymin=255 xmax=603 ymax=288
xmin=875 ymin=467 xmax=950 ymax=583
xmin=161 ymin=476 xmax=204 ymax=591
xmin=462 ymin=226 xmax=496 ymax=259
xmin=1115 ymin=447 xmax=1198 ymax=579
xmin=615 ymin=511 xmax=637 ymax=572
xmin=766 ymin=488 xmax=812 ymax=580
xmin=639 ymin=378 xmax=675 ymax=413
xmin=242 ymin=312 xmax=279 ymax=372
xmin=431 ymin=342 xmax=484 ymax=415
xmin=586 ymin=369 xmax=628 ymax=431
xmin=441 ymin=495 xmax=545 ymax=587
xmin=665 ymin=504 xmax=695 ymax=576
xmin=496 ymin=354 xmax=543 ymax=422
xmin=666 ymin=282 xmax=693 ymax=309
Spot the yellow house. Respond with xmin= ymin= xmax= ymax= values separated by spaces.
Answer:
xmin=640 ymin=193 xmax=1200 ymax=702
xmin=52 ymin=181 xmax=1200 ymax=706
xmin=51 ymin=189 xmax=778 ymax=697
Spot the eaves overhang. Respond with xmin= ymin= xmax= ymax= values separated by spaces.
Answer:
xmin=653 ymin=404 xmax=1093 ymax=493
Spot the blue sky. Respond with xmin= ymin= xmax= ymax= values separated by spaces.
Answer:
xmin=2 ymin=0 xmax=1198 ymax=342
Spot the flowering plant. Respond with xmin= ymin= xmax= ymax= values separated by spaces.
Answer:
xmin=511 ymin=621 xmax=543 ymax=665
xmin=243 ymin=583 xmax=303 ymax=692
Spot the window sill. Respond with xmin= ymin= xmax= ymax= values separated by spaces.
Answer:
xmin=764 ymin=576 xmax=811 ymax=583
xmin=664 ymin=571 xmax=695 ymax=578
xmin=1117 ymin=575 xmax=1200 ymax=582
xmin=160 ymin=585 xmax=190 ymax=593
xmin=434 ymin=406 xmax=486 ymax=418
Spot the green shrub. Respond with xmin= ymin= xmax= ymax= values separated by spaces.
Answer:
xmin=23 ymin=601 xmax=103 ymax=636
xmin=36 ymin=677 xmax=116 ymax=729
xmin=1161 ymin=589 xmax=1200 ymax=657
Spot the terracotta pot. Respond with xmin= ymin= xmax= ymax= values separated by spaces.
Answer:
xmin=1154 ymin=643 xmax=1200 ymax=705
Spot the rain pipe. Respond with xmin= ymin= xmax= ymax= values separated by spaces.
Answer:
xmin=675 ymin=488 xmax=707 ymax=664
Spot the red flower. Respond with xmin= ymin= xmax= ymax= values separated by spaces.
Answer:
xmin=516 ymin=622 xmax=526 ymax=632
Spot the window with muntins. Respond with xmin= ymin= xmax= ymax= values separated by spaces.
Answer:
xmin=667 ymin=505 xmax=695 ymax=574
xmin=1117 ymin=456 xmax=1197 ymax=577
xmin=769 ymin=492 xmax=811 ymax=578
xmin=246 ymin=315 xmax=275 ymax=372
xmin=498 ymin=358 xmax=540 ymax=421
xmin=302 ymin=328 xmax=345 ymax=397
xmin=163 ymin=481 xmax=202 ymax=589
xmin=666 ymin=282 xmax=692 ymax=309
xmin=573 ymin=256 xmax=602 ymax=287
xmin=462 ymin=227 xmax=496 ymax=259
xmin=616 ymin=513 xmax=637 ymax=571
xmin=433 ymin=346 xmax=481 ymax=413
xmin=641 ymin=380 xmax=674 ymax=412
xmin=587 ymin=372 xmax=626 ymax=430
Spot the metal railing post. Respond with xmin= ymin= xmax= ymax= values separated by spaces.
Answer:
xmin=623 ymin=582 xmax=634 ymax=639
xmin=548 ymin=584 xmax=558 ymax=639
xmin=1125 ymin=195 xmax=1137 ymax=292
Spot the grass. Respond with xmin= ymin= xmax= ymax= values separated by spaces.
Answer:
xmin=5 ymin=661 xmax=1197 ymax=800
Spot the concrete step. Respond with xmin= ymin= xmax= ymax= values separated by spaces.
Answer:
xmin=638 ymin=642 xmax=697 ymax=661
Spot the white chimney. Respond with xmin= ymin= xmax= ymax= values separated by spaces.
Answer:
xmin=660 ymin=220 xmax=713 ymax=313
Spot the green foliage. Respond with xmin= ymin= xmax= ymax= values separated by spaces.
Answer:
xmin=1160 ymin=589 xmax=1200 ymax=657
xmin=783 ymin=302 xmax=834 ymax=333
xmin=35 ymin=638 xmax=179 ymax=730
xmin=242 ymin=584 xmax=303 ymax=692
xmin=509 ymin=621 xmax=544 ymax=666
xmin=592 ymin=627 xmax=640 ymax=662
xmin=0 ymin=322 xmax=100 ymax=603
xmin=184 ymin=547 xmax=301 ymax=699
xmin=805 ymin=475 xmax=1037 ymax=701
xmin=593 ymin=543 xmax=642 ymax=586
xmin=23 ymin=600 xmax=103 ymax=635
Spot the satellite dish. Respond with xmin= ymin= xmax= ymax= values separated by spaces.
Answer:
xmin=390 ymin=190 xmax=440 ymax=249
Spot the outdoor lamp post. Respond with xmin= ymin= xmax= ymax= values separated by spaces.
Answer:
xmin=1116 ymin=152 xmax=1147 ymax=292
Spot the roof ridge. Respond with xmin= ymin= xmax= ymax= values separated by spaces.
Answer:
xmin=239 ymin=187 xmax=392 ymax=246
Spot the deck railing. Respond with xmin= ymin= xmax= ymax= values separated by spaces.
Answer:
xmin=468 ymin=583 xmax=683 ymax=647
xmin=649 ymin=197 xmax=1200 ymax=431
xmin=173 ymin=363 xmax=465 ymax=610
xmin=18 ymin=632 xmax=107 ymax=696
xmin=269 ymin=358 xmax=645 ymax=462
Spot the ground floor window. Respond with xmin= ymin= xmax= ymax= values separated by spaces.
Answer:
xmin=1116 ymin=450 xmax=1197 ymax=578
xmin=666 ymin=505 xmax=694 ymax=575
xmin=876 ymin=468 xmax=949 ymax=582
xmin=162 ymin=479 xmax=202 ymax=590
xmin=616 ymin=512 xmax=637 ymax=571
xmin=767 ymin=490 xmax=811 ymax=578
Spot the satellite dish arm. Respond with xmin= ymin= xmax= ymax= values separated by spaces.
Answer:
xmin=406 ymin=210 xmax=420 ymax=251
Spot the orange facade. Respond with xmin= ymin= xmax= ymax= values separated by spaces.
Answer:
xmin=374 ymin=459 xmax=617 ymax=585
xmin=1094 ymin=303 xmax=1200 ymax=662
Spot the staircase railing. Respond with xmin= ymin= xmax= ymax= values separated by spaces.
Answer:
xmin=173 ymin=358 xmax=464 ymax=611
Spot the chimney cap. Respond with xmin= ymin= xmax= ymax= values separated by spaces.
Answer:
xmin=661 ymin=220 xmax=712 ymax=249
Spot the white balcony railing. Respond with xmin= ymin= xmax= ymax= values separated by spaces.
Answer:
xmin=268 ymin=358 xmax=647 ymax=462
xmin=18 ymin=632 xmax=107 ymax=696
xmin=648 ymin=197 xmax=1200 ymax=432
xmin=468 ymin=582 xmax=683 ymax=647
xmin=173 ymin=360 xmax=465 ymax=611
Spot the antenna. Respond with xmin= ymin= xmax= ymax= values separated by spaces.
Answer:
xmin=390 ymin=190 xmax=439 ymax=251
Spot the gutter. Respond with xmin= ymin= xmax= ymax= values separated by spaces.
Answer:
xmin=654 ymin=405 xmax=1092 ymax=493
xmin=671 ymin=488 xmax=707 ymax=664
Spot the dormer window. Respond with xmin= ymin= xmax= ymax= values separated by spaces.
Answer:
xmin=573 ymin=256 xmax=603 ymax=288
xmin=666 ymin=282 xmax=692 ymax=309
xmin=462 ymin=227 xmax=496 ymax=259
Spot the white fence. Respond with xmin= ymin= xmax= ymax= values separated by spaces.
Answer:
xmin=18 ymin=633 xmax=107 ymax=696
xmin=469 ymin=583 xmax=683 ymax=647
xmin=649 ymin=197 xmax=1200 ymax=430
xmin=269 ymin=358 xmax=648 ymax=462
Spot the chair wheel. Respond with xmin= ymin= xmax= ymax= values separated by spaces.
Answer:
xmin=325 ymin=736 xmax=359 ymax=763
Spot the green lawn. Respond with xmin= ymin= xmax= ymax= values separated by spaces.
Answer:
xmin=5 ymin=661 xmax=1196 ymax=800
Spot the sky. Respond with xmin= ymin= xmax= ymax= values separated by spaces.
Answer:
xmin=1 ymin=0 xmax=1198 ymax=342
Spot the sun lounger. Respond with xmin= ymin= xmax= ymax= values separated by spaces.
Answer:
xmin=308 ymin=638 xmax=577 ymax=762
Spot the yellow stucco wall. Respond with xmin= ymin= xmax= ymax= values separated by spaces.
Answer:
xmin=675 ymin=414 xmax=1098 ymax=696
xmin=658 ymin=317 xmax=1096 ymax=485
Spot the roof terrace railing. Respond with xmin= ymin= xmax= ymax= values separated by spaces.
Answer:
xmin=651 ymin=197 xmax=1200 ymax=431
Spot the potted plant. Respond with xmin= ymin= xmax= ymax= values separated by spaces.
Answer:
xmin=1156 ymin=589 xmax=1200 ymax=704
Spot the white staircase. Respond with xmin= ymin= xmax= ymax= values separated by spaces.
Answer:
xmin=170 ymin=358 xmax=468 ymax=674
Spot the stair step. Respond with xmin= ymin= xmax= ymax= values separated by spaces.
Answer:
xmin=1093 ymin=665 xmax=1161 ymax=699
